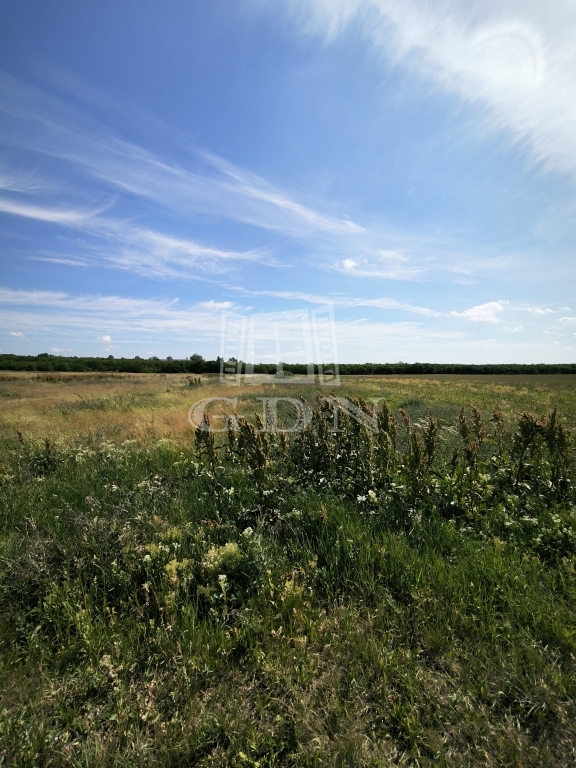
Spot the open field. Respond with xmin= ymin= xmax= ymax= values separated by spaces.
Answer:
xmin=2 ymin=372 xmax=576 ymax=443
xmin=1 ymin=374 xmax=576 ymax=766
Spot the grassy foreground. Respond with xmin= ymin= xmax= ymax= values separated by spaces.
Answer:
xmin=1 ymin=374 xmax=576 ymax=766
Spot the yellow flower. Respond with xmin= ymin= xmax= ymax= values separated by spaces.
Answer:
xmin=202 ymin=542 xmax=240 ymax=572
xmin=164 ymin=558 xmax=191 ymax=584
xmin=157 ymin=526 xmax=183 ymax=542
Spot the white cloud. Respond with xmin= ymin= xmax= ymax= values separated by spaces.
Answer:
xmin=8 ymin=331 xmax=25 ymax=337
xmin=525 ymin=307 xmax=555 ymax=315
xmin=0 ymin=196 xmax=108 ymax=225
xmin=1 ymin=198 xmax=268 ymax=280
xmin=0 ymin=287 xmax=448 ymax=351
xmin=98 ymin=225 xmax=267 ymax=279
xmin=278 ymin=0 xmax=576 ymax=179
xmin=235 ymin=287 xmax=442 ymax=316
xmin=0 ymin=70 xmax=528 ymax=285
xmin=2 ymin=286 xmax=574 ymax=363
xmin=336 ymin=249 xmax=420 ymax=280
xmin=37 ymin=256 xmax=89 ymax=267
xmin=0 ymin=165 xmax=50 ymax=194
xmin=0 ymin=71 xmax=363 ymax=243
xmin=450 ymin=301 xmax=506 ymax=323
xmin=0 ymin=287 xmax=240 ymax=339
xmin=557 ymin=316 xmax=576 ymax=325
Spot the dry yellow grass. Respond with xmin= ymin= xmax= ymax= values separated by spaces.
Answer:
xmin=2 ymin=371 xmax=576 ymax=447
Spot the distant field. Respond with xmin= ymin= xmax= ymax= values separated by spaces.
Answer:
xmin=2 ymin=372 xmax=576 ymax=442
xmin=1 ymin=373 xmax=576 ymax=765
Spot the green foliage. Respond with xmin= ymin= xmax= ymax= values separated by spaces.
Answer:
xmin=3 ymin=352 xmax=576 ymax=376
xmin=1 ymin=396 xmax=576 ymax=765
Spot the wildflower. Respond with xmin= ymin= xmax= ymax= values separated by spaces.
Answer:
xmin=164 ymin=558 xmax=191 ymax=584
xmin=158 ymin=526 xmax=183 ymax=542
xmin=357 ymin=495 xmax=367 ymax=503
xmin=242 ymin=527 xmax=254 ymax=538
xmin=202 ymin=541 xmax=240 ymax=572
xmin=145 ymin=542 xmax=170 ymax=558
xmin=281 ymin=577 xmax=304 ymax=602
xmin=368 ymin=489 xmax=377 ymax=502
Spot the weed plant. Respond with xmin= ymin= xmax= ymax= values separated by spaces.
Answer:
xmin=0 ymin=393 xmax=576 ymax=766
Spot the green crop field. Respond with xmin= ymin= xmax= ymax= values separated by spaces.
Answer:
xmin=1 ymin=373 xmax=576 ymax=766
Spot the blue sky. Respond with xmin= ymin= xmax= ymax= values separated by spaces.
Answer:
xmin=1 ymin=0 xmax=575 ymax=363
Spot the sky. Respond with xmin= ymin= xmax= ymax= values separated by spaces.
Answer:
xmin=1 ymin=0 xmax=575 ymax=364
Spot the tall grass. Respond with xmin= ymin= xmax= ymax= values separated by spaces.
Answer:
xmin=0 ymin=392 xmax=575 ymax=766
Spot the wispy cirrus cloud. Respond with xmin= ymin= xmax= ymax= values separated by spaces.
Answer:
xmin=0 ymin=286 xmax=458 ymax=358
xmin=99 ymin=225 xmax=269 ymax=279
xmin=0 ymin=193 xmax=268 ymax=280
xmin=0 ymin=287 xmax=236 ymax=342
xmin=37 ymin=255 xmax=89 ymax=267
xmin=232 ymin=287 xmax=441 ymax=316
xmin=0 ymin=71 xmax=364 ymax=242
xmin=2 ymin=287 xmax=573 ymax=362
xmin=0 ymin=196 xmax=108 ymax=225
xmin=0 ymin=70 xmax=499 ymax=285
xmin=277 ymin=0 xmax=576 ymax=180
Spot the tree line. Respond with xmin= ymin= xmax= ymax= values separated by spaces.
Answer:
xmin=1 ymin=353 xmax=575 ymax=375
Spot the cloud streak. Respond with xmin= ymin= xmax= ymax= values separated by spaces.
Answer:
xmin=233 ymin=287 xmax=442 ymax=316
xmin=280 ymin=0 xmax=576 ymax=180
xmin=0 ymin=196 xmax=107 ymax=225
xmin=0 ymin=70 xmax=502 ymax=285
xmin=0 ymin=71 xmax=363 ymax=243
xmin=0 ymin=193 xmax=268 ymax=280
xmin=2 ymin=287 xmax=573 ymax=362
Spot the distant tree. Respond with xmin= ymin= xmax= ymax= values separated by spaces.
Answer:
xmin=167 ymin=356 xmax=173 ymax=361
xmin=188 ymin=353 xmax=206 ymax=373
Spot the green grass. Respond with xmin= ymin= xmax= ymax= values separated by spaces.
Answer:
xmin=1 ymin=377 xmax=576 ymax=766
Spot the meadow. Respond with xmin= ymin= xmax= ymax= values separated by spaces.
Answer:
xmin=1 ymin=372 xmax=576 ymax=766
